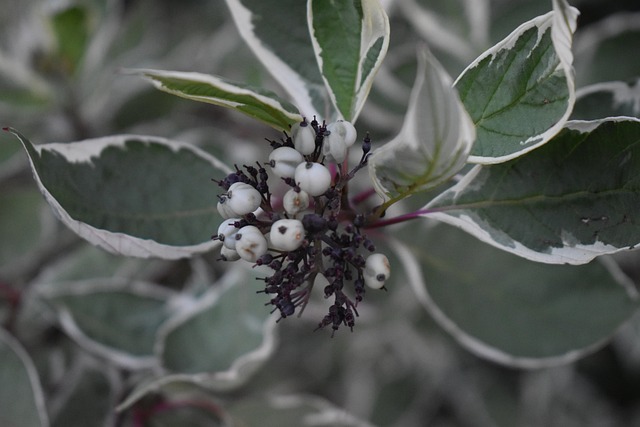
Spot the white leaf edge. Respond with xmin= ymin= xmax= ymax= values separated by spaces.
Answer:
xmin=116 ymin=269 xmax=278 ymax=410
xmin=455 ymin=0 xmax=579 ymax=165
xmin=425 ymin=117 xmax=640 ymax=265
xmin=307 ymin=0 xmax=390 ymax=122
xmin=368 ymin=47 xmax=475 ymax=201
xmin=7 ymin=130 xmax=230 ymax=259
xmin=38 ymin=278 xmax=175 ymax=370
xmin=388 ymin=236 xmax=639 ymax=369
xmin=575 ymin=78 xmax=640 ymax=118
xmin=132 ymin=68 xmax=303 ymax=128
xmin=0 ymin=328 xmax=50 ymax=427
xmin=224 ymin=0 xmax=323 ymax=118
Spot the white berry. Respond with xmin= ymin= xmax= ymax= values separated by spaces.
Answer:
xmin=294 ymin=162 xmax=331 ymax=197
xmin=283 ymin=189 xmax=310 ymax=216
xmin=235 ymin=225 xmax=268 ymax=262
xmin=269 ymin=146 xmax=304 ymax=178
xmin=363 ymin=253 xmax=390 ymax=289
xmin=217 ymin=197 xmax=237 ymax=219
xmin=220 ymin=246 xmax=241 ymax=261
xmin=226 ymin=182 xmax=262 ymax=216
xmin=270 ymin=219 xmax=305 ymax=251
xmin=217 ymin=218 xmax=241 ymax=250
xmin=291 ymin=121 xmax=316 ymax=155
xmin=324 ymin=120 xmax=357 ymax=163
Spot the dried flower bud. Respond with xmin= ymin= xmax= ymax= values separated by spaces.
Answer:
xmin=269 ymin=146 xmax=304 ymax=178
xmin=270 ymin=219 xmax=305 ymax=251
xmin=235 ymin=225 xmax=268 ymax=262
xmin=363 ymin=253 xmax=390 ymax=289
xmin=294 ymin=162 xmax=331 ymax=196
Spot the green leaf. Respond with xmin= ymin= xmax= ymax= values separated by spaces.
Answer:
xmin=118 ymin=268 xmax=277 ymax=409
xmin=6 ymin=130 xmax=230 ymax=259
xmin=572 ymin=79 xmax=640 ymax=120
xmin=134 ymin=69 xmax=302 ymax=131
xmin=228 ymin=395 xmax=370 ymax=427
xmin=455 ymin=0 xmax=578 ymax=164
xmin=157 ymin=268 xmax=275 ymax=375
xmin=308 ymin=0 xmax=390 ymax=121
xmin=426 ymin=118 xmax=640 ymax=264
xmin=368 ymin=48 xmax=475 ymax=204
xmin=225 ymin=0 xmax=332 ymax=118
xmin=51 ymin=5 xmax=90 ymax=75
xmin=393 ymin=223 xmax=639 ymax=367
xmin=0 ymin=329 xmax=49 ymax=427
xmin=0 ymin=188 xmax=50 ymax=272
xmin=51 ymin=366 xmax=115 ymax=427
xmin=45 ymin=279 xmax=173 ymax=369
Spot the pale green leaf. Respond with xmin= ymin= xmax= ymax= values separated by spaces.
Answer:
xmin=157 ymin=268 xmax=275 ymax=375
xmin=44 ymin=279 xmax=173 ymax=369
xmin=368 ymin=48 xmax=475 ymax=203
xmin=572 ymin=79 xmax=640 ymax=120
xmin=118 ymin=269 xmax=277 ymax=410
xmin=455 ymin=0 xmax=578 ymax=164
xmin=426 ymin=118 xmax=640 ymax=264
xmin=308 ymin=0 xmax=389 ymax=121
xmin=228 ymin=395 xmax=372 ymax=427
xmin=393 ymin=224 xmax=639 ymax=367
xmin=6 ymin=130 xmax=230 ymax=259
xmin=225 ymin=0 xmax=333 ymax=118
xmin=134 ymin=69 xmax=302 ymax=131
xmin=0 ymin=329 xmax=49 ymax=427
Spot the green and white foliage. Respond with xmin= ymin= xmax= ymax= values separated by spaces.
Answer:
xmin=7 ymin=130 xmax=230 ymax=259
xmin=455 ymin=0 xmax=578 ymax=163
xmin=3 ymin=0 xmax=640 ymax=425
xmin=368 ymin=48 xmax=475 ymax=203
xmin=0 ymin=329 xmax=49 ymax=427
xmin=426 ymin=118 xmax=640 ymax=264
xmin=308 ymin=0 xmax=389 ymax=122
xmin=134 ymin=69 xmax=303 ymax=132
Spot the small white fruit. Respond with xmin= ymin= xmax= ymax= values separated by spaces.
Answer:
xmin=270 ymin=219 xmax=305 ymax=251
xmin=220 ymin=246 xmax=241 ymax=261
xmin=269 ymin=146 xmax=304 ymax=178
xmin=283 ymin=189 xmax=310 ymax=216
xmin=291 ymin=120 xmax=316 ymax=155
xmin=324 ymin=120 xmax=357 ymax=162
xmin=363 ymin=253 xmax=390 ymax=289
xmin=294 ymin=162 xmax=331 ymax=197
xmin=226 ymin=182 xmax=262 ymax=216
xmin=217 ymin=218 xmax=241 ymax=250
xmin=235 ymin=225 xmax=268 ymax=262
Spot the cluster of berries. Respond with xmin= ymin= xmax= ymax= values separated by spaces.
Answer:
xmin=213 ymin=118 xmax=390 ymax=334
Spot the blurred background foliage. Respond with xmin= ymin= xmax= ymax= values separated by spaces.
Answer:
xmin=1 ymin=0 xmax=640 ymax=426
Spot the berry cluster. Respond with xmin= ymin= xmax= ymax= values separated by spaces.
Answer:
xmin=213 ymin=118 xmax=390 ymax=335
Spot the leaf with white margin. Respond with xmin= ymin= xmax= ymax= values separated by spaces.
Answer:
xmin=572 ymin=78 xmax=640 ymax=120
xmin=0 ymin=329 xmax=49 ymax=427
xmin=368 ymin=48 xmax=475 ymax=204
xmin=133 ymin=69 xmax=302 ymax=132
xmin=426 ymin=118 xmax=640 ymax=265
xmin=391 ymin=223 xmax=639 ymax=368
xmin=225 ymin=0 xmax=332 ymax=118
xmin=228 ymin=394 xmax=374 ymax=427
xmin=455 ymin=0 xmax=578 ymax=164
xmin=5 ymin=129 xmax=231 ymax=259
xmin=42 ymin=279 xmax=174 ymax=370
xmin=117 ymin=268 xmax=277 ymax=409
xmin=308 ymin=0 xmax=390 ymax=122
